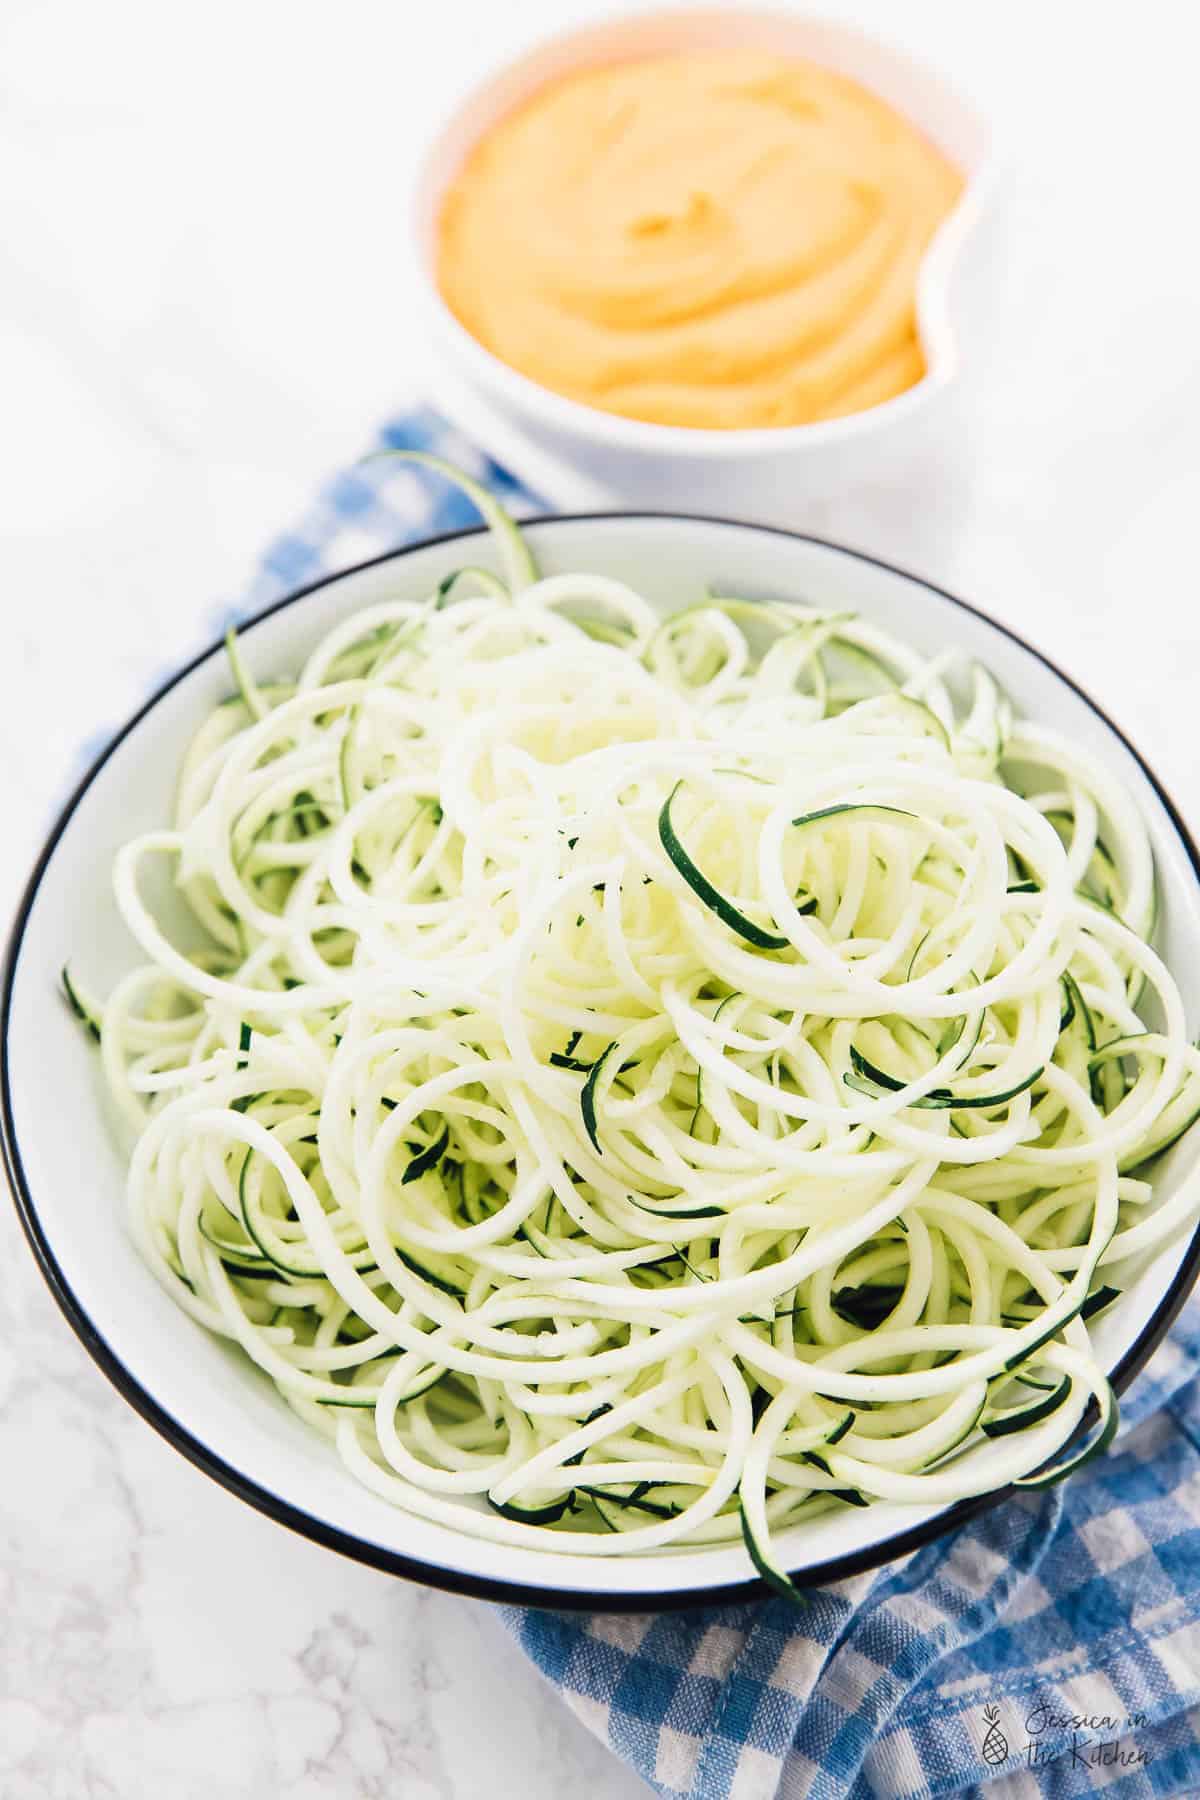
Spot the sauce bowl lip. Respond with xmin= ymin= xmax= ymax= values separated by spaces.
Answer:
xmin=409 ymin=3 xmax=995 ymax=458
xmin=4 ymin=512 xmax=1200 ymax=1611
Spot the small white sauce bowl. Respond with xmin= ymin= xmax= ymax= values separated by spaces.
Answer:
xmin=411 ymin=7 xmax=993 ymax=515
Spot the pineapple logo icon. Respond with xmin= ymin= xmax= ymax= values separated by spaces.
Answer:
xmin=981 ymin=1706 xmax=1008 ymax=1766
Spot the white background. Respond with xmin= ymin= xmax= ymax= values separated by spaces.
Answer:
xmin=2 ymin=1 xmax=1200 ymax=1795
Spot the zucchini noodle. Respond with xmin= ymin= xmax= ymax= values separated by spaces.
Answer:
xmin=71 ymin=463 xmax=1200 ymax=1595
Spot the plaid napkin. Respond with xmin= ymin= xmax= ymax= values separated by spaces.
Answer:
xmin=231 ymin=410 xmax=1200 ymax=1800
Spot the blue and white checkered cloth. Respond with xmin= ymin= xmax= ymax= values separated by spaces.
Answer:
xmin=234 ymin=409 xmax=1200 ymax=1800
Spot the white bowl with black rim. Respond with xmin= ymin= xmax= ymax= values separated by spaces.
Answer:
xmin=4 ymin=513 xmax=1200 ymax=1610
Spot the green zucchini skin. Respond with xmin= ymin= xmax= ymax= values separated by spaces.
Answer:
xmin=659 ymin=783 xmax=789 ymax=949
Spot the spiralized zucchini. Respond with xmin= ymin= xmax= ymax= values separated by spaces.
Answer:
xmin=74 ymin=466 xmax=1200 ymax=1595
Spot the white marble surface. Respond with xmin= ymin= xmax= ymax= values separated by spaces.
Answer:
xmin=2 ymin=1 xmax=1200 ymax=1795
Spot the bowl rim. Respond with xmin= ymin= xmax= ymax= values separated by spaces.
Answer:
xmin=411 ymin=3 xmax=993 ymax=458
xmin=5 ymin=511 xmax=1200 ymax=1613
